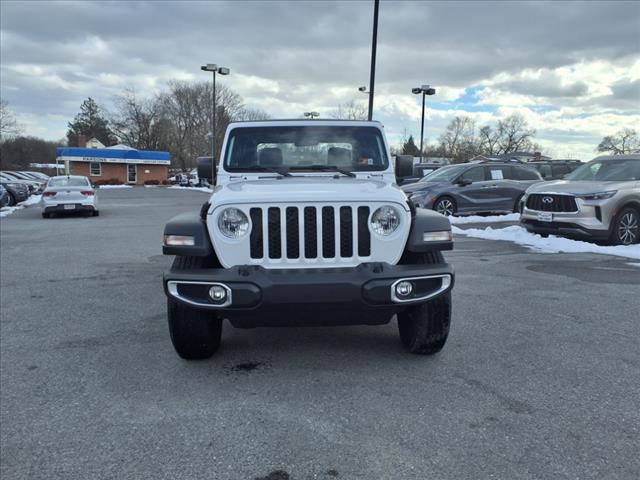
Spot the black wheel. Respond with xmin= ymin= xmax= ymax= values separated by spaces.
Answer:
xmin=92 ymin=210 xmax=100 ymax=217
xmin=42 ymin=212 xmax=50 ymax=218
xmin=610 ymin=207 xmax=639 ymax=245
xmin=167 ymin=255 xmax=223 ymax=360
xmin=433 ymin=196 xmax=456 ymax=216
xmin=397 ymin=251 xmax=451 ymax=355
xmin=7 ymin=192 xmax=16 ymax=207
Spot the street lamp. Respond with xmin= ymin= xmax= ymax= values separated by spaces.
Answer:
xmin=412 ymin=85 xmax=436 ymax=162
xmin=304 ymin=112 xmax=320 ymax=119
xmin=201 ymin=63 xmax=230 ymax=176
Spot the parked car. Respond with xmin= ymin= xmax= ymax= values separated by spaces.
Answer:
xmin=402 ymin=162 xmax=543 ymax=215
xmin=527 ymin=160 xmax=582 ymax=180
xmin=0 ymin=184 xmax=8 ymax=208
xmin=521 ymin=155 xmax=640 ymax=245
xmin=0 ymin=179 xmax=30 ymax=206
xmin=0 ymin=172 xmax=42 ymax=194
xmin=41 ymin=175 xmax=99 ymax=218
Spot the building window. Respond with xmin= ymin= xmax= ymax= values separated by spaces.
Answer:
xmin=90 ymin=162 xmax=101 ymax=176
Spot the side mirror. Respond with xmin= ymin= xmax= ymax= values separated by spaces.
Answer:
xmin=458 ymin=178 xmax=472 ymax=186
xmin=395 ymin=155 xmax=414 ymax=179
xmin=197 ymin=156 xmax=215 ymax=183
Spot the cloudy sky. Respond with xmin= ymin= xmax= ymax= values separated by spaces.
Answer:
xmin=1 ymin=0 xmax=639 ymax=159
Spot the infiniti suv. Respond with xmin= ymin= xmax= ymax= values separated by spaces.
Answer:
xmin=520 ymin=155 xmax=640 ymax=245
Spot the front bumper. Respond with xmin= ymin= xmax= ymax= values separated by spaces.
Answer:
xmin=520 ymin=200 xmax=611 ymax=240
xmin=164 ymin=262 xmax=454 ymax=327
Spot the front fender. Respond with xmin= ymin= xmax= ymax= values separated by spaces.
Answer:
xmin=162 ymin=212 xmax=213 ymax=257
xmin=405 ymin=208 xmax=454 ymax=252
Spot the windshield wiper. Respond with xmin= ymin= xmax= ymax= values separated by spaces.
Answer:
xmin=232 ymin=166 xmax=292 ymax=177
xmin=295 ymin=164 xmax=356 ymax=178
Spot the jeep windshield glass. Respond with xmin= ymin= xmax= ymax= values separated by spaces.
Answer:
xmin=420 ymin=164 xmax=465 ymax=182
xmin=224 ymin=126 xmax=389 ymax=173
xmin=565 ymin=159 xmax=640 ymax=182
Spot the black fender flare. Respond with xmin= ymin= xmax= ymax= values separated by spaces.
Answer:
xmin=162 ymin=212 xmax=214 ymax=257
xmin=405 ymin=208 xmax=454 ymax=252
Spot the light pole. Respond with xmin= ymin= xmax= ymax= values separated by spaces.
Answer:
xmin=201 ymin=64 xmax=230 ymax=175
xmin=367 ymin=0 xmax=380 ymax=121
xmin=411 ymin=85 xmax=436 ymax=162
xmin=304 ymin=112 xmax=320 ymax=119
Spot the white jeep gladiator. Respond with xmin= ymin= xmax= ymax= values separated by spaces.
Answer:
xmin=162 ymin=120 xmax=455 ymax=359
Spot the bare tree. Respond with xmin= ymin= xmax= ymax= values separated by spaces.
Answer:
xmin=438 ymin=116 xmax=477 ymax=163
xmin=330 ymin=99 xmax=368 ymax=120
xmin=109 ymin=89 xmax=169 ymax=151
xmin=0 ymin=99 xmax=22 ymax=139
xmin=597 ymin=128 xmax=640 ymax=155
xmin=477 ymin=125 xmax=500 ymax=155
xmin=495 ymin=113 xmax=536 ymax=154
xmin=235 ymin=107 xmax=271 ymax=121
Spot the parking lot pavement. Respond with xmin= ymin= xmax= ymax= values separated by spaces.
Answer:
xmin=1 ymin=187 xmax=639 ymax=480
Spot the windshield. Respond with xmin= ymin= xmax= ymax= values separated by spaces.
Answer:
xmin=223 ymin=126 xmax=389 ymax=173
xmin=565 ymin=159 xmax=640 ymax=182
xmin=48 ymin=177 xmax=90 ymax=187
xmin=420 ymin=164 xmax=466 ymax=182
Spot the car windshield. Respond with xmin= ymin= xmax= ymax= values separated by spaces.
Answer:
xmin=224 ymin=126 xmax=389 ymax=172
xmin=48 ymin=177 xmax=90 ymax=187
xmin=565 ymin=159 xmax=640 ymax=181
xmin=419 ymin=164 xmax=466 ymax=182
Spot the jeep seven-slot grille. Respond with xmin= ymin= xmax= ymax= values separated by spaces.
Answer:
xmin=526 ymin=194 xmax=578 ymax=212
xmin=249 ymin=206 xmax=371 ymax=261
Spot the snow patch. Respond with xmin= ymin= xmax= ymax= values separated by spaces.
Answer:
xmin=0 ymin=195 xmax=42 ymax=218
xmin=167 ymin=186 xmax=213 ymax=193
xmin=453 ymin=225 xmax=640 ymax=260
xmin=449 ymin=213 xmax=520 ymax=225
xmin=99 ymin=185 xmax=133 ymax=189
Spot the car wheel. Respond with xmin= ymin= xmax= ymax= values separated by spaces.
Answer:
xmin=42 ymin=212 xmax=50 ymax=218
xmin=92 ymin=210 xmax=100 ymax=217
xmin=167 ymin=255 xmax=223 ymax=360
xmin=397 ymin=251 xmax=451 ymax=355
xmin=433 ymin=196 xmax=456 ymax=216
xmin=514 ymin=194 xmax=524 ymax=213
xmin=7 ymin=192 xmax=16 ymax=207
xmin=611 ymin=207 xmax=639 ymax=245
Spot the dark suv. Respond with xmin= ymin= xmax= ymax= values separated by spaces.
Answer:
xmin=402 ymin=162 xmax=543 ymax=216
xmin=528 ymin=160 xmax=582 ymax=180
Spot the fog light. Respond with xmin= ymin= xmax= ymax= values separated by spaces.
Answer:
xmin=395 ymin=281 xmax=413 ymax=297
xmin=209 ymin=286 xmax=227 ymax=301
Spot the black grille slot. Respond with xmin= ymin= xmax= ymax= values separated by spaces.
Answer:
xmin=285 ymin=207 xmax=299 ymax=259
xmin=249 ymin=208 xmax=263 ymax=258
xmin=340 ymin=206 xmax=353 ymax=257
xmin=268 ymin=207 xmax=281 ymax=259
xmin=357 ymin=206 xmax=371 ymax=256
xmin=527 ymin=194 xmax=578 ymax=212
xmin=304 ymin=207 xmax=318 ymax=258
xmin=322 ymin=207 xmax=335 ymax=258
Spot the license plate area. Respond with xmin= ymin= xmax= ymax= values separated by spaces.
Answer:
xmin=63 ymin=204 xmax=76 ymax=210
xmin=537 ymin=211 xmax=552 ymax=222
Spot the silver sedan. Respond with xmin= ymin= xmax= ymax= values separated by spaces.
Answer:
xmin=41 ymin=175 xmax=99 ymax=218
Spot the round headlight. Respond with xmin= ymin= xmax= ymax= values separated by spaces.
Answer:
xmin=218 ymin=208 xmax=250 ymax=239
xmin=370 ymin=205 xmax=401 ymax=236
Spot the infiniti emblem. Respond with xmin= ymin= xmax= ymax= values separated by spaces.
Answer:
xmin=542 ymin=196 xmax=554 ymax=204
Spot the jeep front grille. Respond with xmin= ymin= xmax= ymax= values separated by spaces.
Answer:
xmin=249 ymin=206 xmax=371 ymax=261
xmin=527 ymin=194 xmax=578 ymax=212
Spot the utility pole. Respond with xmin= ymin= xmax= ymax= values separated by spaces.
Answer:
xmin=367 ymin=0 xmax=379 ymax=121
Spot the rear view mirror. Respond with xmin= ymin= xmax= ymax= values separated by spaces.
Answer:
xmin=197 ymin=156 xmax=215 ymax=183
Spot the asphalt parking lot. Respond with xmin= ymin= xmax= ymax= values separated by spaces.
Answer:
xmin=1 ymin=187 xmax=639 ymax=480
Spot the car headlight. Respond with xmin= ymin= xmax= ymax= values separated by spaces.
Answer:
xmin=218 ymin=208 xmax=250 ymax=238
xmin=576 ymin=191 xmax=617 ymax=200
xmin=370 ymin=205 xmax=401 ymax=236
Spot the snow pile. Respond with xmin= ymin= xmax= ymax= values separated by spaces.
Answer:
xmin=0 ymin=194 xmax=42 ymax=218
xmin=99 ymin=185 xmax=133 ymax=189
xmin=453 ymin=225 xmax=640 ymax=259
xmin=449 ymin=213 xmax=520 ymax=225
xmin=167 ymin=186 xmax=213 ymax=193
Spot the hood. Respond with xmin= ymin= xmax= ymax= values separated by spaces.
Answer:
xmin=527 ymin=180 xmax=633 ymax=195
xmin=212 ymin=176 xmax=410 ymax=209
xmin=401 ymin=180 xmax=449 ymax=194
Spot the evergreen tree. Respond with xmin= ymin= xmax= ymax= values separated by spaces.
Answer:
xmin=402 ymin=135 xmax=420 ymax=156
xmin=66 ymin=97 xmax=112 ymax=146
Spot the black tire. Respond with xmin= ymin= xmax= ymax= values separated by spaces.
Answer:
xmin=610 ymin=207 xmax=639 ymax=245
xmin=397 ymin=251 xmax=451 ymax=355
xmin=42 ymin=212 xmax=50 ymax=219
xmin=514 ymin=194 xmax=524 ymax=213
xmin=92 ymin=210 xmax=100 ymax=217
xmin=7 ymin=192 xmax=16 ymax=207
xmin=167 ymin=255 xmax=223 ymax=360
xmin=433 ymin=196 xmax=456 ymax=217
